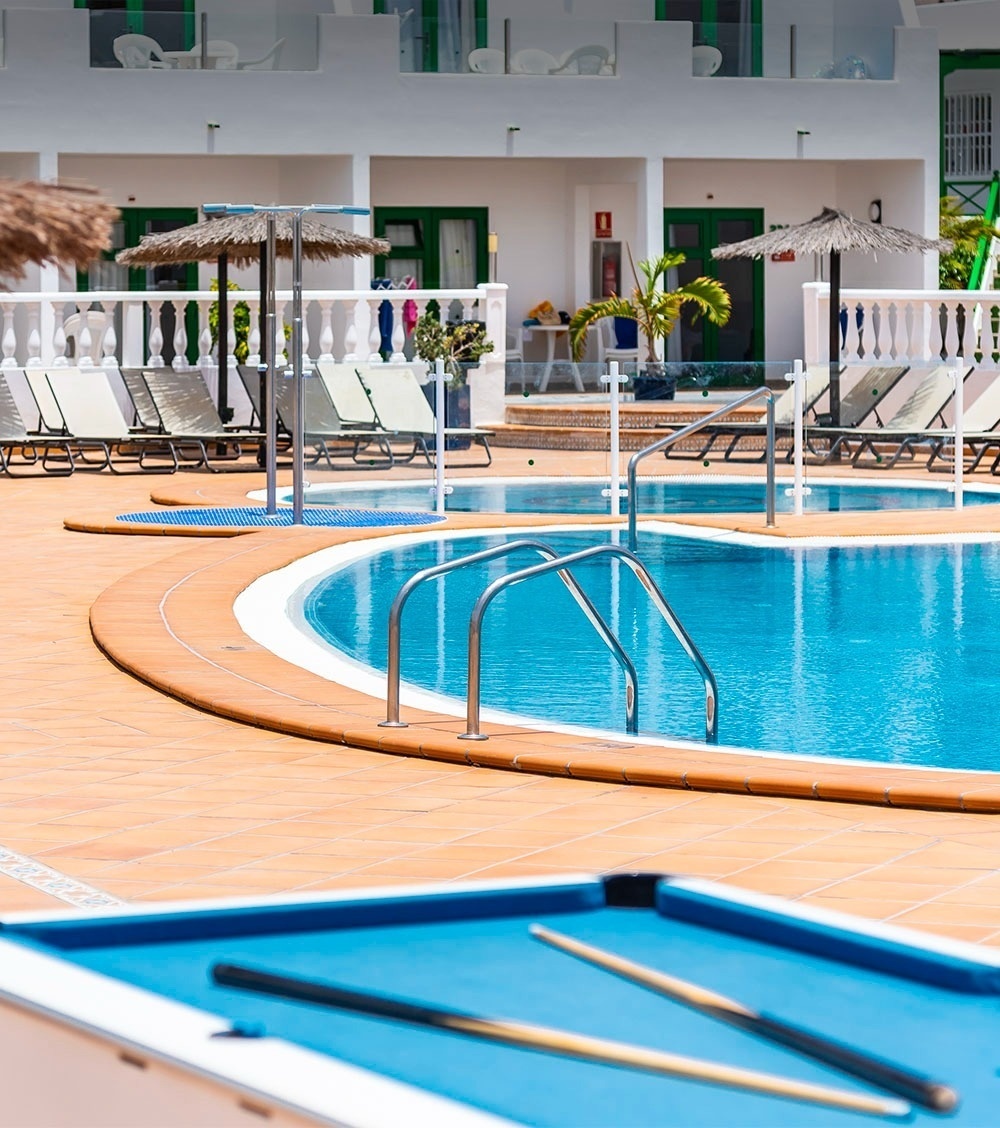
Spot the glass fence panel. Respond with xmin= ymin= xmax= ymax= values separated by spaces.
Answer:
xmin=504 ymin=360 xmax=797 ymax=396
xmin=86 ymin=9 xmax=316 ymax=72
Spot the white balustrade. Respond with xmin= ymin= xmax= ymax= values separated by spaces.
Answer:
xmin=803 ymin=282 xmax=1000 ymax=370
xmin=0 ymin=286 xmax=507 ymax=376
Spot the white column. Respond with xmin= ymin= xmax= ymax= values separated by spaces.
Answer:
xmin=953 ymin=355 xmax=965 ymax=511
xmin=349 ymin=155 xmax=373 ymax=291
xmin=638 ymin=157 xmax=664 ymax=268
xmin=36 ymin=151 xmax=60 ymax=366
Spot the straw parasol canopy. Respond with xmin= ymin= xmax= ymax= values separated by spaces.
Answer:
xmin=712 ymin=207 xmax=950 ymax=425
xmin=0 ymin=178 xmax=119 ymax=280
xmin=115 ymin=213 xmax=389 ymax=269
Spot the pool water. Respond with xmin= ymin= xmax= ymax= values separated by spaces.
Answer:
xmin=301 ymin=530 xmax=1000 ymax=770
xmin=297 ymin=478 xmax=998 ymax=515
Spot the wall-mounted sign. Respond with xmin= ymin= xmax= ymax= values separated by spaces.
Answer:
xmin=771 ymin=250 xmax=796 ymax=263
xmin=594 ymin=211 xmax=613 ymax=239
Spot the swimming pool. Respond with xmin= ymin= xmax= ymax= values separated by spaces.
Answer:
xmin=280 ymin=477 xmax=1000 ymax=516
xmin=293 ymin=527 xmax=1000 ymax=772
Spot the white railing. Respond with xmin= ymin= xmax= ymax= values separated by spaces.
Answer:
xmin=803 ymin=281 xmax=1000 ymax=369
xmin=0 ymin=284 xmax=507 ymax=372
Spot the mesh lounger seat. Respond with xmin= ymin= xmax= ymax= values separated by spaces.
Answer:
xmin=316 ymin=361 xmax=379 ymax=427
xmin=43 ymin=368 xmax=179 ymax=473
xmin=354 ymin=366 xmax=493 ymax=468
xmin=273 ymin=368 xmax=394 ymax=471
xmin=808 ymin=366 xmax=963 ymax=469
xmin=802 ymin=365 xmax=911 ymax=463
xmin=137 ymin=368 xmax=263 ymax=472
xmin=664 ymin=365 xmax=836 ymax=463
xmin=0 ymin=372 xmax=74 ymax=476
xmin=921 ymin=375 xmax=1000 ymax=473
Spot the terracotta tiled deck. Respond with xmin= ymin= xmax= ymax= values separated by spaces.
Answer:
xmin=5 ymin=448 xmax=1000 ymax=949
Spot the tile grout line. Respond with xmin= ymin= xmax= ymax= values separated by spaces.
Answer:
xmin=0 ymin=845 xmax=124 ymax=909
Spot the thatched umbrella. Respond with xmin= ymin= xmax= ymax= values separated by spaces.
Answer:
xmin=0 ymin=178 xmax=118 ymax=279
xmin=712 ymin=206 xmax=950 ymax=425
xmin=117 ymin=214 xmax=389 ymax=420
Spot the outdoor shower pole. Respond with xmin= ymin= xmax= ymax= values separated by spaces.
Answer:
xmin=828 ymin=249 xmax=841 ymax=428
xmin=291 ymin=210 xmax=306 ymax=525
xmin=265 ymin=215 xmax=278 ymax=515
xmin=217 ymin=250 xmax=230 ymax=426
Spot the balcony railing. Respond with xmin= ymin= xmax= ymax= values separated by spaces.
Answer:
xmin=803 ymin=282 xmax=1000 ymax=369
xmin=0 ymin=285 xmax=507 ymax=374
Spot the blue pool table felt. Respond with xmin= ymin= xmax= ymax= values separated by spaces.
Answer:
xmin=5 ymin=878 xmax=1000 ymax=1127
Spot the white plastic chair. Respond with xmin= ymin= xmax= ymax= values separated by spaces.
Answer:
xmin=237 ymin=38 xmax=286 ymax=71
xmin=551 ymin=45 xmax=611 ymax=76
xmin=468 ymin=47 xmax=505 ymax=74
xmin=596 ymin=318 xmax=640 ymax=369
xmin=112 ymin=33 xmax=170 ymax=69
xmin=511 ymin=48 xmax=559 ymax=75
xmin=692 ymin=45 xmax=723 ymax=77
xmin=61 ymin=311 xmax=108 ymax=366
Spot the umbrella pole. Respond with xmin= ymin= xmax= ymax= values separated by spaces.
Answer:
xmin=266 ymin=217 xmax=278 ymax=515
xmin=256 ymin=241 xmax=267 ymax=468
xmin=291 ymin=211 xmax=305 ymax=526
xmin=828 ymin=250 xmax=841 ymax=431
xmin=217 ymin=251 xmax=231 ymax=425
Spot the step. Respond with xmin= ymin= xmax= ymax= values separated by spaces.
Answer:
xmin=488 ymin=423 xmax=724 ymax=453
xmin=504 ymin=400 xmax=764 ymax=430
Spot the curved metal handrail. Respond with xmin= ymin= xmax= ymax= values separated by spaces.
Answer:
xmin=461 ymin=543 xmax=718 ymax=745
xmin=380 ymin=539 xmax=637 ymax=734
xmin=626 ymin=386 xmax=776 ymax=551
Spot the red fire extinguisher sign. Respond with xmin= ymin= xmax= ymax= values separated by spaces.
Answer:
xmin=594 ymin=211 xmax=613 ymax=239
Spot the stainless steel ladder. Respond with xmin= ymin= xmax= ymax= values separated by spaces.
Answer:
xmin=626 ymin=385 xmax=778 ymax=552
xmin=380 ymin=539 xmax=718 ymax=745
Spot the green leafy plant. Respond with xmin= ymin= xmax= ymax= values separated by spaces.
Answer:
xmin=412 ymin=313 xmax=494 ymax=386
xmin=939 ymin=196 xmax=1000 ymax=291
xmin=569 ymin=249 xmax=731 ymax=363
xmin=208 ymin=278 xmax=251 ymax=363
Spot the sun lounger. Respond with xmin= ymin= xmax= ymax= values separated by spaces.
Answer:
xmin=809 ymin=366 xmax=962 ymax=469
xmin=316 ymin=361 xmax=379 ymax=427
xmin=43 ymin=368 xmax=179 ymax=473
xmin=138 ymin=368 xmax=263 ymax=471
xmin=273 ymin=367 xmax=394 ymax=470
xmin=354 ymin=365 xmax=493 ymax=467
xmin=24 ymin=368 xmax=69 ymax=434
xmin=120 ymin=367 xmax=166 ymax=431
xmin=0 ymin=372 xmax=74 ymax=476
xmin=802 ymin=365 xmax=911 ymax=463
xmin=664 ymin=365 xmax=836 ymax=463
xmin=914 ymin=373 xmax=1000 ymax=473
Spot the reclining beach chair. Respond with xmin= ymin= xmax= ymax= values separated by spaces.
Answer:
xmin=0 ymin=373 xmax=74 ymax=476
xmin=665 ymin=366 xmax=835 ymax=463
xmin=913 ymin=374 xmax=1000 ymax=473
xmin=24 ymin=368 xmax=69 ymax=434
xmin=354 ymin=366 xmax=493 ymax=467
xmin=120 ymin=368 xmax=166 ymax=431
xmin=43 ymin=368 xmax=178 ymax=473
xmin=802 ymin=365 xmax=910 ymax=463
xmin=138 ymin=368 xmax=263 ymax=471
xmin=810 ymin=366 xmax=962 ymax=469
xmin=273 ymin=368 xmax=393 ymax=470
xmin=316 ymin=361 xmax=379 ymax=427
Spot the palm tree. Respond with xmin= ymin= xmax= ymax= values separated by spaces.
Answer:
xmin=569 ymin=249 xmax=731 ymax=365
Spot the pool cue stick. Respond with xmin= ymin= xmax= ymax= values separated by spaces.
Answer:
xmin=530 ymin=923 xmax=958 ymax=1114
xmin=212 ymin=962 xmax=910 ymax=1120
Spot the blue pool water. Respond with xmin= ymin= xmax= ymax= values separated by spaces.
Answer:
xmin=298 ymin=478 xmax=998 ymax=515
xmin=302 ymin=530 xmax=1000 ymax=770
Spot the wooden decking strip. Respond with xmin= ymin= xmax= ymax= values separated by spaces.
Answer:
xmin=89 ymin=508 xmax=1000 ymax=813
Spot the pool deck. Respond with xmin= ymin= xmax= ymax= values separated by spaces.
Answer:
xmin=6 ymin=449 xmax=1000 ymax=950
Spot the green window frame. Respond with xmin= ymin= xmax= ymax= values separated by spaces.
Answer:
xmin=374 ymin=0 xmax=487 ymax=73
xmin=373 ymin=207 xmax=489 ymax=289
xmin=664 ymin=207 xmax=765 ymax=363
xmin=940 ymin=51 xmax=1000 ymax=203
xmin=655 ymin=0 xmax=762 ymax=78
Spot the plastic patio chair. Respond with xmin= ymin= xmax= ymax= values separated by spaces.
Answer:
xmin=550 ymin=45 xmax=611 ymax=76
xmin=112 ymin=34 xmax=171 ymax=69
xmin=237 ymin=38 xmax=286 ymax=71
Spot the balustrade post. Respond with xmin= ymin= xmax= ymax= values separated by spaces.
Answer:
xmin=245 ymin=299 xmax=261 ymax=367
xmin=1 ymin=303 xmax=18 ymax=369
xmin=172 ymin=300 xmax=189 ymax=370
xmin=101 ymin=302 xmax=119 ymax=369
xmin=367 ymin=298 xmax=382 ymax=362
xmin=148 ymin=300 xmax=165 ymax=367
xmin=389 ymin=297 xmax=407 ymax=362
xmin=26 ymin=308 xmax=42 ymax=369
xmin=318 ymin=301 xmax=335 ymax=361
xmin=52 ymin=314 xmax=68 ymax=367
xmin=197 ymin=300 xmax=213 ymax=367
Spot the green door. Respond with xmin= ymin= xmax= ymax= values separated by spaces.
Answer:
xmin=81 ymin=207 xmax=199 ymax=367
xmin=656 ymin=0 xmax=762 ymax=77
xmin=664 ymin=208 xmax=764 ymax=365
xmin=374 ymin=207 xmax=489 ymax=289
xmin=374 ymin=1 xmax=487 ymax=73
xmin=76 ymin=0 xmax=194 ymax=68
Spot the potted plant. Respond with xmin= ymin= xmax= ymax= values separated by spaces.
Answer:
xmin=569 ymin=249 xmax=731 ymax=400
xmin=412 ymin=313 xmax=494 ymax=447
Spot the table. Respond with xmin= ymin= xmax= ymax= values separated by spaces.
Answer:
xmin=0 ymin=872 xmax=997 ymax=1126
xmin=523 ymin=323 xmax=585 ymax=393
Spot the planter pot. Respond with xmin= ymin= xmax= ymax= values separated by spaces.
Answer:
xmin=633 ymin=362 xmax=677 ymax=401
xmin=421 ymin=381 xmax=472 ymax=450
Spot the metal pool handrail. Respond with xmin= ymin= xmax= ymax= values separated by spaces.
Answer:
xmin=626 ymin=386 xmax=776 ymax=551
xmin=460 ymin=543 xmax=718 ymax=745
xmin=379 ymin=539 xmax=637 ymax=734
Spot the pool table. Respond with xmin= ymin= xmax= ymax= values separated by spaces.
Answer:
xmin=0 ymin=872 xmax=998 ymax=1127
